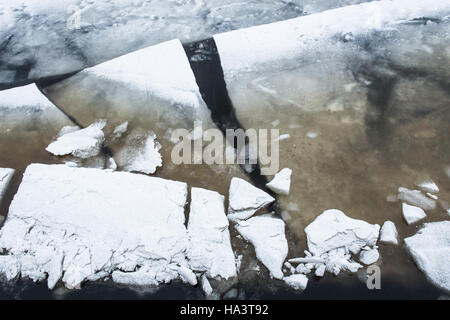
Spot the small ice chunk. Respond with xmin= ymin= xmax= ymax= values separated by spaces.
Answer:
xmin=235 ymin=216 xmax=288 ymax=280
xmin=402 ymin=203 xmax=427 ymax=225
xmin=201 ymin=274 xmax=213 ymax=296
xmin=227 ymin=178 xmax=275 ymax=223
xmin=398 ymin=187 xmax=436 ymax=211
xmin=295 ymin=263 xmax=311 ymax=275
xmin=177 ymin=266 xmax=198 ymax=286
xmin=405 ymin=221 xmax=450 ymax=293
xmin=46 ymin=121 xmax=106 ymax=159
xmin=304 ymin=209 xmax=380 ymax=256
xmin=0 ymin=168 xmax=14 ymax=203
xmin=266 ymin=168 xmax=292 ymax=196
xmin=113 ymin=121 xmax=129 ymax=139
xmin=386 ymin=194 xmax=398 ymax=203
xmin=306 ymin=131 xmax=319 ymax=139
xmin=107 ymin=157 xmax=117 ymax=171
xmin=426 ymin=193 xmax=438 ymax=200
xmin=315 ymin=264 xmax=326 ymax=277
xmin=283 ymin=274 xmax=308 ymax=291
xmin=416 ymin=180 xmax=439 ymax=194
xmin=380 ymin=221 xmax=398 ymax=245
xmin=115 ymin=130 xmax=162 ymax=175
xmin=359 ymin=248 xmax=380 ymax=265
xmin=187 ymin=188 xmax=236 ymax=279
xmin=277 ymin=134 xmax=290 ymax=142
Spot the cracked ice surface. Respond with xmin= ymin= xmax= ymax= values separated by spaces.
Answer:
xmin=0 ymin=164 xmax=190 ymax=289
xmin=305 ymin=209 xmax=380 ymax=256
xmin=235 ymin=216 xmax=288 ymax=280
xmin=187 ymin=187 xmax=236 ymax=279
xmin=405 ymin=221 xmax=450 ymax=294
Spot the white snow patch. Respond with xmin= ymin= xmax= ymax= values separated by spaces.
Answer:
xmin=0 ymin=164 xmax=190 ymax=289
xmin=402 ymin=203 xmax=427 ymax=225
xmin=405 ymin=221 xmax=450 ymax=294
xmin=235 ymin=216 xmax=288 ymax=280
xmin=227 ymin=178 xmax=275 ymax=223
xmin=187 ymin=187 xmax=236 ymax=279
xmin=380 ymin=221 xmax=398 ymax=245
xmin=0 ymin=84 xmax=56 ymax=110
xmin=283 ymin=274 xmax=308 ymax=290
xmin=46 ymin=121 xmax=106 ymax=159
xmin=266 ymin=168 xmax=292 ymax=195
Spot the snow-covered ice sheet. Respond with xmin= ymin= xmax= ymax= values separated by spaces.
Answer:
xmin=304 ymin=209 xmax=380 ymax=256
xmin=405 ymin=221 xmax=450 ymax=294
xmin=46 ymin=120 xmax=106 ymax=159
xmin=266 ymin=168 xmax=292 ymax=195
xmin=379 ymin=221 xmax=398 ymax=245
xmin=187 ymin=187 xmax=236 ymax=279
xmin=402 ymin=203 xmax=427 ymax=225
xmin=0 ymin=168 xmax=14 ymax=203
xmin=228 ymin=178 xmax=275 ymax=223
xmin=235 ymin=216 xmax=288 ymax=279
xmin=0 ymin=164 xmax=190 ymax=289
xmin=215 ymin=0 xmax=450 ymax=79
xmin=0 ymin=0 xmax=311 ymax=88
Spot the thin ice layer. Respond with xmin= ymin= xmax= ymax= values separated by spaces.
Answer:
xmin=187 ymin=187 xmax=236 ymax=279
xmin=0 ymin=164 xmax=189 ymax=289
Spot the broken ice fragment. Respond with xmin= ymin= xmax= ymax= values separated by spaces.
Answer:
xmin=186 ymin=187 xmax=236 ymax=279
xmin=398 ymin=187 xmax=436 ymax=211
xmin=416 ymin=180 xmax=439 ymax=194
xmin=315 ymin=264 xmax=326 ymax=277
xmin=201 ymin=274 xmax=213 ymax=296
xmin=235 ymin=216 xmax=288 ymax=280
xmin=0 ymin=256 xmax=19 ymax=281
xmin=380 ymin=221 xmax=398 ymax=245
xmin=402 ymin=203 xmax=427 ymax=225
xmin=0 ymin=164 xmax=190 ymax=289
xmin=0 ymin=168 xmax=14 ymax=203
xmin=283 ymin=274 xmax=308 ymax=290
xmin=113 ymin=121 xmax=129 ymax=139
xmin=405 ymin=221 xmax=450 ymax=294
xmin=46 ymin=121 xmax=106 ymax=159
xmin=426 ymin=193 xmax=438 ymax=200
xmin=304 ymin=209 xmax=380 ymax=256
xmin=266 ymin=168 xmax=292 ymax=195
xmin=227 ymin=178 xmax=275 ymax=223
xmin=114 ymin=129 xmax=162 ymax=175
xmin=359 ymin=248 xmax=380 ymax=265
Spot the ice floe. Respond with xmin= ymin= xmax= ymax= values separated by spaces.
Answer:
xmin=405 ymin=221 xmax=450 ymax=293
xmin=228 ymin=178 xmax=275 ymax=223
xmin=283 ymin=274 xmax=308 ymax=291
xmin=0 ymin=164 xmax=190 ymax=289
xmin=379 ymin=221 xmax=398 ymax=245
xmin=266 ymin=168 xmax=292 ymax=196
xmin=187 ymin=187 xmax=236 ymax=279
xmin=304 ymin=209 xmax=380 ymax=256
xmin=0 ymin=168 xmax=14 ymax=203
xmin=359 ymin=248 xmax=379 ymax=265
xmin=114 ymin=129 xmax=162 ymax=175
xmin=402 ymin=203 xmax=427 ymax=225
xmin=398 ymin=187 xmax=436 ymax=211
xmin=46 ymin=120 xmax=106 ymax=159
xmin=235 ymin=216 xmax=288 ymax=279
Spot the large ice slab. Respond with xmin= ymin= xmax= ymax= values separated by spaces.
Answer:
xmin=235 ymin=216 xmax=288 ymax=279
xmin=405 ymin=221 xmax=450 ymax=293
xmin=215 ymin=0 xmax=450 ymax=78
xmin=0 ymin=168 xmax=14 ymax=203
xmin=0 ymin=164 xmax=189 ymax=289
xmin=187 ymin=187 xmax=236 ymax=279
xmin=0 ymin=84 xmax=56 ymax=110
xmin=304 ymin=209 xmax=380 ymax=256
xmin=228 ymin=178 xmax=275 ymax=223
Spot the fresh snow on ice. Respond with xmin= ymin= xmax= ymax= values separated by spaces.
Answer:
xmin=405 ymin=221 xmax=450 ymax=294
xmin=228 ymin=178 xmax=275 ymax=223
